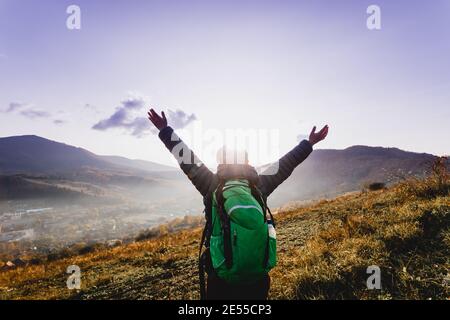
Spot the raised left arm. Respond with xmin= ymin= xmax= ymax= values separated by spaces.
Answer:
xmin=149 ymin=108 xmax=217 ymax=197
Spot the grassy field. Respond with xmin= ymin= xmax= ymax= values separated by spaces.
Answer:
xmin=0 ymin=160 xmax=448 ymax=300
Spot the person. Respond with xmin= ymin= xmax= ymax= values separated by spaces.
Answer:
xmin=148 ymin=108 xmax=328 ymax=299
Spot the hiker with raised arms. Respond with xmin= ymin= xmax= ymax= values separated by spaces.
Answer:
xmin=148 ymin=108 xmax=329 ymax=300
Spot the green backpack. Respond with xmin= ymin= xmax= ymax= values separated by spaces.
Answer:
xmin=199 ymin=178 xmax=277 ymax=292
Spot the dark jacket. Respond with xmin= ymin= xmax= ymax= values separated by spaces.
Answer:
xmin=158 ymin=126 xmax=313 ymax=204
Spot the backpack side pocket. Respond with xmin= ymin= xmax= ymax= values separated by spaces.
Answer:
xmin=266 ymin=223 xmax=277 ymax=271
xmin=209 ymin=234 xmax=226 ymax=270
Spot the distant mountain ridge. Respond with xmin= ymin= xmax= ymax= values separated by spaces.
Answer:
xmin=101 ymin=155 xmax=175 ymax=173
xmin=271 ymin=144 xmax=437 ymax=206
xmin=0 ymin=135 xmax=176 ymax=175
xmin=0 ymin=134 xmax=440 ymax=206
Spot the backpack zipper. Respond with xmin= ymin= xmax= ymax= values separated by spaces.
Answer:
xmin=233 ymin=230 xmax=237 ymax=246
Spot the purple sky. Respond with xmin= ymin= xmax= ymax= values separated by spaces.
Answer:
xmin=0 ymin=0 xmax=449 ymax=166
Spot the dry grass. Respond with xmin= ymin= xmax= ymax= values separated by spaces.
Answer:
xmin=271 ymin=158 xmax=449 ymax=300
xmin=0 ymin=158 xmax=448 ymax=300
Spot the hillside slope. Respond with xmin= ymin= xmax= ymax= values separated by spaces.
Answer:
xmin=0 ymin=135 xmax=117 ymax=175
xmin=270 ymin=145 xmax=437 ymax=206
xmin=0 ymin=164 xmax=448 ymax=300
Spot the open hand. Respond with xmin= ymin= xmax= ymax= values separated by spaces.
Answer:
xmin=148 ymin=108 xmax=168 ymax=131
xmin=309 ymin=125 xmax=329 ymax=146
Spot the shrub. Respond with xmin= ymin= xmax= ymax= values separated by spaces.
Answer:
xmin=368 ymin=182 xmax=386 ymax=191
xmin=397 ymin=157 xmax=449 ymax=200
xmin=363 ymin=182 xmax=386 ymax=192
xmin=77 ymin=243 xmax=106 ymax=255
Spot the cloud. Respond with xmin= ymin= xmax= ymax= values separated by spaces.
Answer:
xmin=92 ymin=94 xmax=151 ymax=137
xmin=3 ymin=102 xmax=28 ymax=113
xmin=128 ymin=117 xmax=152 ymax=137
xmin=20 ymin=109 xmax=51 ymax=119
xmin=3 ymin=100 xmax=68 ymax=124
xmin=92 ymin=108 xmax=129 ymax=130
xmin=167 ymin=109 xmax=197 ymax=130
xmin=3 ymin=102 xmax=50 ymax=119
xmin=121 ymin=95 xmax=146 ymax=110
xmin=3 ymin=101 xmax=51 ymax=119
xmin=92 ymin=93 xmax=196 ymax=137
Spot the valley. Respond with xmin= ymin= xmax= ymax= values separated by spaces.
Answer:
xmin=0 ymin=134 xmax=443 ymax=262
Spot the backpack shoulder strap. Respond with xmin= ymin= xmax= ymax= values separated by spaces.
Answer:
xmin=198 ymin=242 xmax=207 ymax=300
xmin=199 ymin=192 xmax=213 ymax=300
xmin=215 ymin=179 xmax=233 ymax=269
xmin=249 ymin=182 xmax=276 ymax=226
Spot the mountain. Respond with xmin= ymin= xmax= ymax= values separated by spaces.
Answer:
xmin=0 ymin=135 xmax=178 ymax=175
xmin=270 ymin=145 xmax=437 ymax=206
xmin=0 ymin=135 xmax=192 ymax=205
xmin=0 ymin=135 xmax=440 ymax=207
xmin=100 ymin=155 xmax=176 ymax=173
xmin=0 ymin=135 xmax=117 ymax=175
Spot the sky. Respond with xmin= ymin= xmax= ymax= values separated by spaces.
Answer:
xmin=0 ymin=0 xmax=449 ymax=167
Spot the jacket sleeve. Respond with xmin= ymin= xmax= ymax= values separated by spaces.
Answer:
xmin=258 ymin=140 xmax=313 ymax=197
xmin=158 ymin=126 xmax=216 ymax=197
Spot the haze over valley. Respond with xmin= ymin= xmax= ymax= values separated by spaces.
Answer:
xmin=0 ymin=135 xmax=439 ymax=256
